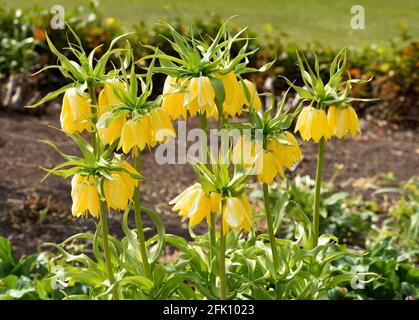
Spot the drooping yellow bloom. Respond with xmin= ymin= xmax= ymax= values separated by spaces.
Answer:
xmin=267 ymin=132 xmax=302 ymax=169
xmin=210 ymin=192 xmax=221 ymax=212
xmin=327 ymin=106 xmax=360 ymax=139
xmin=217 ymin=72 xmax=245 ymax=117
xmin=222 ymin=195 xmax=252 ymax=234
xmin=240 ymin=79 xmax=262 ymax=110
xmin=60 ymin=88 xmax=91 ymax=134
xmin=97 ymin=112 xmax=126 ymax=145
xmin=118 ymin=107 xmax=175 ymax=154
xmin=71 ymin=174 xmax=99 ymax=218
xmin=184 ymin=76 xmax=218 ymax=118
xmin=232 ymin=136 xmax=263 ymax=170
xmin=118 ymin=116 xmax=152 ymax=154
xmin=170 ymin=183 xmax=211 ymax=227
xmin=257 ymin=151 xmax=284 ymax=185
xmin=150 ymin=108 xmax=177 ymax=143
xmin=97 ymin=79 xmax=125 ymax=116
xmin=295 ymin=106 xmax=332 ymax=143
xmin=96 ymin=80 xmax=127 ymax=145
xmin=161 ymin=76 xmax=187 ymax=120
xmin=103 ymin=162 xmax=139 ymax=211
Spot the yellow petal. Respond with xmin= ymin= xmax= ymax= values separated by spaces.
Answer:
xmin=162 ymin=76 xmax=187 ymax=120
xmin=210 ymin=192 xmax=221 ymax=212
xmin=241 ymin=79 xmax=262 ymax=110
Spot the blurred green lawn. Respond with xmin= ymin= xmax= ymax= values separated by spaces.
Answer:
xmin=7 ymin=0 xmax=419 ymax=46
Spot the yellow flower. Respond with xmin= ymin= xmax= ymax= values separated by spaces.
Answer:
xmin=184 ymin=76 xmax=218 ymax=118
xmin=327 ymin=106 xmax=360 ymax=139
xmin=268 ymin=132 xmax=302 ymax=169
xmin=257 ymin=151 xmax=284 ymax=185
xmin=161 ymin=76 xmax=187 ymax=120
xmin=170 ymin=183 xmax=211 ymax=227
xmin=150 ymin=108 xmax=176 ymax=143
xmin=232 ymin=136 xmax=263 ymax=170
xmin=118 ymin=115 xmax=157 ymax=153
xmin=97 ymin=79 xmax=125 ymax=116
xmin=217 ymin=72 xmax=245 ymax=117
xmin=240 ymin=79 xmax=262 ymax=110
xmin=97 ymin=112 xmax=126 ymax=145
xmin=295 ymin=106 xmax=332 ymax=143
xmin=222 ymin=195 xmax=252 ymax=234
xmin=60 ymin=88 xmax=91 ymax=134
xmin=118 ymin=119 xmax=139 ymax=154
xmin=71 ymin=174 xmax=99 ymax=218
xmin=210 ymin=192 xmax=221 ymax=212
xmin=103 ymin=162 xmax=139 ymax=211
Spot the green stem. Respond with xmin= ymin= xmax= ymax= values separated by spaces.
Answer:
xmin=133 ymin=150 xmax=152 ymax=280
xmin=199 ymin=112 xmax=216 ymax=285
xmin=99 ymin=199 xmax=119 ymax=300
xmin=312 ymin=137 xmax=325 ymax=248
xmin=87 ymin=83 xmax=99 ymax=157
xmin=263 ymin=183 xmax=279 ymax=274
xmin=209 ymin=212 xmax=216 ymax=284
xmin=219 ymin=201 xmax=227 ymax=300
xmin=199 ymin=111 xmax=208 ymax=164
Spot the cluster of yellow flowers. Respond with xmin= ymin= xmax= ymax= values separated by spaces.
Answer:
xmin=295 ymin=105 xmax=360 ymax=143
xmin=71 ymin=162 xmax=139 ymax=217
xmin=61 ymin=79 xmax=175 ymax=218
xmin=58 ymin=43 xmax=360 ymax=237
xmin=162 ymin=72 xmax=261 ymax=120
xmin=170 ymin=183 xmax=252 ymax=234
xmin=231 ymin=132 xmax=302 ymax=185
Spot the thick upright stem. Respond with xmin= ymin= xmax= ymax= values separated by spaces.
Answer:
xmin=263 ymin=183 xmax=279 ymax=274
xmin=312 ymin=137 xmax=325 ymax=248
xmin=133 ymin=150 xmax=152 ymax=279
xmin=99 ymin=199 xmax=119 ymax=300
xmin=219 ymin=221 xmax=227 ymax=300
xmin=199 ymin=112 xmax=208 ymax=164
xmin=87 ymin=83 xmax=99 ymax=157
xmin=199 ymin=112 xmax=216 ymax=284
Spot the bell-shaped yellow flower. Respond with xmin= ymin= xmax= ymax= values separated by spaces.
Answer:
xmin=257 ymin=151 xmax=284 ymax=185
xmin=103 ymin=162 xmax=139 ymax=211
xmin=71 ymin=174 xmax=99 ymax=218
xmin=184 ymin=76 xmax=218 ymax=118
xmin=97 ymin=79 xmax=125 ymax=116
xmin=118 ymin=119 xmax=139 ymax=154
xmin=161 ymin=76 xmax=187 ymax=120
xmin=170 ymin=183 xmax=211 ymax=227
xmin=240 ymin=79 xmax=262 ymax=110
xmin=222 ymin=195 xmax=252 ymax=234
xmin=327 ymin=106 xmax=360 ymax=139
xmin=97 ymin=112 xmax=126 ymax=146
xmin=210 ymin=192 xmax=221 ymax=212
xmin=295 ymin=106 xmax=332 ymax=143
xmin=150 ymin=108 xmax=177 ymax=143
xmin=232 ymin=136 xmax=263 ymax=170
xmin=268 ymin=132 xmax=302 ymax=169
xmin=118 ymin=115 xmax=157 ymax=154
xmin=60 ymin=88 xmax=91 ymax=134
xmin=217 ymin=72 xmax=245 ymax=117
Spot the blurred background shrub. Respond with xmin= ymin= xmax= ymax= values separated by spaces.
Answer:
xmin=0 ymin=1 xmax=417 ymax=123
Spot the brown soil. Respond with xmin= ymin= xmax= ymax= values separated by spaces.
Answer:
xmin=0 ymin=105 xmax=418 ymax=256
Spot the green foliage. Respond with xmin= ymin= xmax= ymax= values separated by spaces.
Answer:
xmin=0 ymin=7 xmax=37 ymax=75
xmin=0 ymin=236 xmax=80 ymax=300
xmin=1 ymin=174 xmax=417 ymax=300
xmin=1 ymin=1 xmax=417 ymax=122
xmin=251 ymin=175 xmax=379 ymax=246
xmin=336 ymin=237 xmax=418 ymax=299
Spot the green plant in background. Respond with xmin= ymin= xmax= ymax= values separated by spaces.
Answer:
xmin=0 ymin=236 xmax=84 ymax=300
xmin=251 ymin=175 xmax=379 ymax=246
